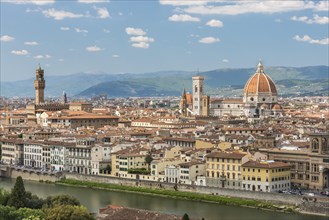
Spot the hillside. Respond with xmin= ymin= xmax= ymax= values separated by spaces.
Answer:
xmin=1 ymin=66 xmax=328 ymax=98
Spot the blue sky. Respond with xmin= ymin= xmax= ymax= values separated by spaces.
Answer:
xmin=1 ymin=0 xmax=328 ymax=81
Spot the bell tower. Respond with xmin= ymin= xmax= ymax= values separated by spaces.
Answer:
xmin=34 ymin=64 xmax=45 ymax=104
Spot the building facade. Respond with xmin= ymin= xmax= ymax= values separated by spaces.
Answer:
xmin=241 ymin=160 xmax=291 ymax=192
xmin=260 ymin=133 xmax=329 ymax=190
xmin=206 ymin=152 xmax=249 ymax=189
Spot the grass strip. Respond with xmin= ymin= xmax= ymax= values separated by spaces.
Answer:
xmin=56 ymin=178 xmax=296 ymax=212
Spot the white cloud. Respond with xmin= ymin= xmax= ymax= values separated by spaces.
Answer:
xmin=34 ymin=54 xmax=51 ymax=59
xmin=78 ymin=0 xmax=109 ymax=3
xmin=160 ymin=0 xmax=207 ymax=6
xmin=60 ymin=27 xmax=70 ymax=31
xmin=274 ymin=18 xmax=282 ymax=23
xmin=42 ymin=8 xmax=84 ymax=20
xmin=0 ymin=35 xmax=15 ymax=42
xmin=168 ymin=14 xmax=200 ymax=22
xmin=313 ymin=1 xmax=329 ymax=11
xmin=93 ymin=6 xmax=110 ymax=19
xmin=125 ymin=27 xmax=146 ymax=36
xmin=24 ymin=41 xmax=38 ymax=45
xmin=75 ymin=28 xmax=88 ymax=33
xmin=222 ymin=59 xmax=229 ymax=63
xmin=86 ymin=45 xmax=103 ymax=52
xmin=118 ymin=12 xmax=123 ymax=16
xmin=206 ymin=19 xmax=223 ymax=27
xmin=26 ymin=8 xmax=42 ymax=13
xmin=199 ymin=37 xmax=220 ymax=44
xmin=11 ymin=50 xmax=29 ymax=55
xmin=103 ymin=28 xmax=110 ymax=33
xmin=2 ymin=0 xmax=54 ymax=5
xmin=291 ymin=14 xmax=329 ymax=24
xmin=132 ymin=42 xmax=150 ymax=49
xmin=58 ymin=58 xmax=64 ymax=62
xmin=184 ymin=1 xmax=325 ymax=15
xmin=130 ymin=36 xmax=155 ymax=43
xmin=34 ymin=55 xmax=44 ymax=59
xmin=112 ymin=54 xmax=120 ymax=58
xmin=293 ymin=35 xmax=329 ymax=45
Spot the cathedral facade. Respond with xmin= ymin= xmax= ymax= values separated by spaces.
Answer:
xmin=180 ymin=61 xmax=282 ymax=118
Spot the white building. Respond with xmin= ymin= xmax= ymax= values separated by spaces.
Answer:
xmin=178 ymin=161 xmax=206 ymax=185
xmin=91 ymin=144 xmax=111 ymax=175
xmin=165 ymin=165 xmax=180 ymax=183
xmin=0 ymin=139 xmax=24 ymax=166
xmin=24 ymin=142 xmax=43 ymax=169
xmin=65 ymin=138 xmax=93 ymax=175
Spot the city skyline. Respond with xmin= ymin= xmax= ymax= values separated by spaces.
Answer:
xmin=1 ymin=0 xmax=328 ymax=81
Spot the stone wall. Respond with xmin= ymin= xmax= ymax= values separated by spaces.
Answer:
xmin=2 ymin=168 xmax=61 ymax=182
xmin=64 ymin=173 xmax=302 ymax=205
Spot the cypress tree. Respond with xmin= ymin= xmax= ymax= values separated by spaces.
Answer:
xmin=182 ymin=213 xmax=190 ymax=220
xmin=7 ymin=176 xmax=27 ymax=209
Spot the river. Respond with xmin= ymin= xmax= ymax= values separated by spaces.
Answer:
xmin=0 ymin=177 xmax=326 ymax=220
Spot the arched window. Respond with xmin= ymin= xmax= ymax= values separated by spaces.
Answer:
xmin=312 ymin=138 xmax=319 ymax=153
xmin=200 ymin=86 xmax=203 ymax=93
xmin=194 ymin=85 xmax=198 ymax=93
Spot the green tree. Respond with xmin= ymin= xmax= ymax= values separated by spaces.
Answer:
xmin=25 ymin=192 xmax=45 ymax=209
xmin=45 ymin=195 xmax=80 ymax=208
xmin=182 ymin=213 xmax=190 ymax=220
xmin=14 ymin=207 xmax=45 ymax=220
xmin=44 ymin=205 xmax=94 ymax=220
xmin=7 ymin=176 xmax=27 ymax=209
xmin=145 ymin=152 xmax=153 ymax=171
xmin=0 ymin=205 xmax=18 ymax=220
xmin=0 ymin=188 xmax=10 ymax=206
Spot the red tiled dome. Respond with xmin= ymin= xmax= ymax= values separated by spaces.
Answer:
xmin=244 ymin=62 xmax=277 ymax=95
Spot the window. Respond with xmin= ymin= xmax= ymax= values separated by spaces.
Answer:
xmin=194 ymin=85 xmax=198 ymax=93
xmin=250 ymin=97 xmax=254 ymax=101
xmin=311 ymin=175 xmax=319 ymax=182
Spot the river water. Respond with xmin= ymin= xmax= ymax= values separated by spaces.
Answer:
xmin=0 ymin=177 xmax=326 ymax=220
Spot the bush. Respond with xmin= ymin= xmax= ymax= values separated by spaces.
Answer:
xmin=44 ymin=195 xmax=80 ymax=208
xmin=44 ymin=205 xmax=94 ymax=220
xmin=128 ymin=168 xmax=150 ymax=175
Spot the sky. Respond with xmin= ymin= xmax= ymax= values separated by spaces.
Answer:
xmin=1 ymin=0 xmax=328 ymax=82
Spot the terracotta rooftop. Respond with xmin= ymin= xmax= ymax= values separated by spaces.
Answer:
xmin=242 ymin=160 xmax=290 ymax=169
xmin=206 ymin=152 xmax=247 ymax=159
xmin=97 ymin=205 xmax=200 ymax=220
xmin=243 ymin=62 xmax=277 ymax=95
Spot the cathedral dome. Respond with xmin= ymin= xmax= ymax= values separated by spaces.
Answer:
xmin=272 ymin=104 xmax=282 ymax=110
xmin=244 ymin=61 xmax=277 ymax=95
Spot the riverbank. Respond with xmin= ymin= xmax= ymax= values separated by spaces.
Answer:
xmin=57 ymin=178 xmax=298 ymax=214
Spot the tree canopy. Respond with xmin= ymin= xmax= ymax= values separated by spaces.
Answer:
xmin=7 ymin=176 xmax=28 ymax=209
xmin=44 ymin=205 xmax=94 ymax=220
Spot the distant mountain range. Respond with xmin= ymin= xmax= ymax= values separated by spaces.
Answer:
xmin=1 ymin=66 xmax=328 ymax=98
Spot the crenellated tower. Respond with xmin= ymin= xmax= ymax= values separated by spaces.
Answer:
xmin=34 ymin=64 xmax=45 ymax=104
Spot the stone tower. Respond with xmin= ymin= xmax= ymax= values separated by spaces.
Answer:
xmin=192 ymin=75 xmax=204 ymax=115
xmin=202 ymin=95 xmax=210 ymax=116
xmin=34 ymin=65 xmax=45 ymax=104
xmin=62 ymin=91 xmax=68 ymax=104
xmin=180 ymin=88 xmax=187 ymax=117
